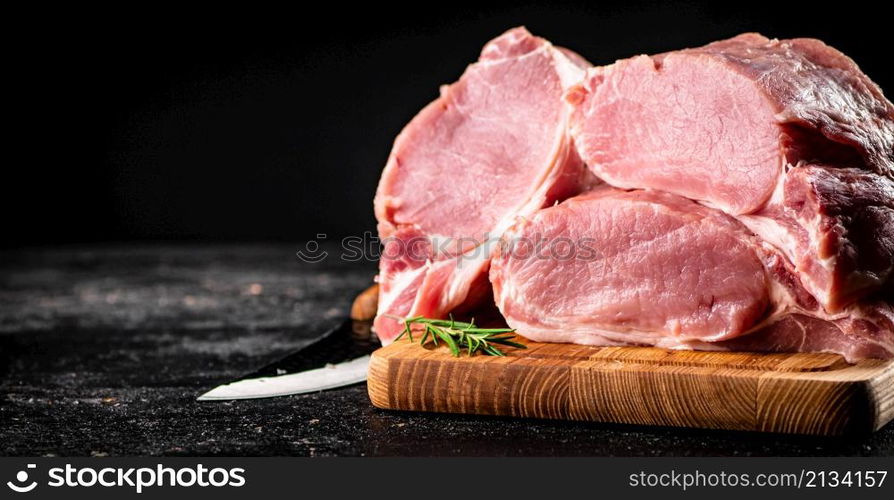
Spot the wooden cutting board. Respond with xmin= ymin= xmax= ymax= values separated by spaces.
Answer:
xmin=355 ymin=286 xmax=894 ymax=435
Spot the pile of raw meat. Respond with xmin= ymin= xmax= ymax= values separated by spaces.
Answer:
xmin=373 ymin=27 xmax=894 ymax=362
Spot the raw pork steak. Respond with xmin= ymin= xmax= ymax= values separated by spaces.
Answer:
xmin=490 ymin=188 xmax=894 ymax=361
xmin=373 ymin=27 xmax=592 ymax=343
xmin=568 ymin=34 xmax=894 ymax=312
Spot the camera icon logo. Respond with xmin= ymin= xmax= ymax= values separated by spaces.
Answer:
xmin=6 ymin=464 xmax=38 ymax=493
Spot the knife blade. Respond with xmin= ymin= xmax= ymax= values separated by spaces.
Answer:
xmin=197 ymin=317 xmax=380 ymax=401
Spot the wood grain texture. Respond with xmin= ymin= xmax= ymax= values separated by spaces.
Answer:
xmin=365 ymin=303 xmax=894 ymax=435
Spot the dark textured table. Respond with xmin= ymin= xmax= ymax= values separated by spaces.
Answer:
xmin=1 ymin=244 xmax=892 ymax=456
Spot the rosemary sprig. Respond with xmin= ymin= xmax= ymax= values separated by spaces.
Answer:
xmin=394 ymin=315 xmax=526 ymax=357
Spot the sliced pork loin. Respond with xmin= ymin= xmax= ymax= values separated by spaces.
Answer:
xmin=741 ymin=166 xmax=894 ymax=311
xmin=491 ymin=188 xmax=771 ymax=344
xmin=490 ymin=188 xmax=894 ymax=361
xmin=568 ymin=33 xmax=894 ymax=213
xmin=709 ymin=308 xmax=894 ymax=362
xmin=568 ymin=33 xmax=894 ymax=312
xmin=373 ymin=27 xmax=593 ymax=343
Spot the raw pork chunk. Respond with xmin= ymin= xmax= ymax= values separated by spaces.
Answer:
xmin=373 ymin=27 xmax=592 ymax=343
xmin=568 ymin=34 xmax=894 ymax=312
xmin=490 ymin=188 xmax=894 ymax=361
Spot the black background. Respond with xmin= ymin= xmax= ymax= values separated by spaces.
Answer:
xmin=8 ymin=0 xmax=892 ymax=248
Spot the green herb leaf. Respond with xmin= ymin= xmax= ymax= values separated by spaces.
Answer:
xmin=399 ymin=315 xmax=526 ymax=357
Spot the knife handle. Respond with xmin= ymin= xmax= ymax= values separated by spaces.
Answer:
xmin=350 ymin=284 xmax=379 ymax=322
